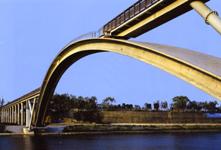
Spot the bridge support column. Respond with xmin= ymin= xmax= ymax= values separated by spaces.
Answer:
xmin=5 ymin=109 xmax=7 ymax=123
xmin=10 ymin=108 xmax=11 ymax=124
xmin=14 ymin=105 xmax=16 ymax=124
xmin=22 ymin=98 xmax=36 ymax=134
xmin=5 ymin=109 xmax=6 ymax=123
xmin=6 ymin=109 xmax=8 ymax=123
xmin=17 ymin=104 xmax=20 ymax=125
xmin=31 ymin=98 xmax=36 ymax=127
xmin=2 ymin=109 xmax=5 ymax=123
xmin=190 ymin=1 xmax=221 ymax=35
xmin=4 ymin=109 xmax=6 ymax=123
xmin=9 ymin=107 xmax=11 ymax=124
xmin=3 ymin=110 xmax=5 ymax=123
xmin=11 ymin=106 xmax=13 ymax=124
xmin=6 ymin=109 xmax=9 ymax=123
xmin=12 ymin=106 xmax=15 ymax=124
xmin=9 ymin=108 xmax=11 ymax=124
xmin=3 ymin=109 xmax=5 ymax=123
xmin=21 ymin=103 xmax=24 ymax=125
xmin=13 ymin=106 xmax=15 ymax=124
xmin=26 ymin=101 xmax=31 ymax=128
xmin=11 ymin=107 xmax=13 ymax=124
xmin=4 ymin=109 xmax=5 ymax=123
xmin=14 ymin=106 xmax=16 ymax=124
xmin=8 ymin=108 xmax=10 ymax=124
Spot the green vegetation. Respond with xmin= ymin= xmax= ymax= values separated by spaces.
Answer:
xmin=47 ymin=94 xmax=101 ymax=123
xmin=161 ymin=101 xmax=168 ymax=110
xmin=171 ymin=96 xmax=219 ymax=112
xmin=172 ymin=96 xmax=189 ymax=111
xmin=144 ymin=103 xmax=152 ymax=111
xmin=46 ymin=94 xmax=221 ymax=123
xmin=153 ymin=101 xmax=160 ymax=111
xmin=0 ymin=98 xmax=4 ymax=108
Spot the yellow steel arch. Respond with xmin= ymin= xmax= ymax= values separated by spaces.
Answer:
xmin=34 ymin=38 xmax=221 ymax=126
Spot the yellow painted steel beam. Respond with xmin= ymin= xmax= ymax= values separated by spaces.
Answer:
xmin=34 ymin=38 xmax=221 ymax=127
xmin=114 ymin=0 xmax=207 ymax=37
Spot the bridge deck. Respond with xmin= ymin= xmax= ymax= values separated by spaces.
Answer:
xmin=3 ymin=88 xmax=40 ymax=108
xmin=103 ymin=0 xmax=209 ymax=38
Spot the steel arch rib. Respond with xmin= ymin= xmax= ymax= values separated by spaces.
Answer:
xmin=34 ymin=38 xmax=221 ymax=126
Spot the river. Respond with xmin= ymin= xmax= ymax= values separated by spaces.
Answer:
xmin=0 ymin=133 xmax=221 ymax=150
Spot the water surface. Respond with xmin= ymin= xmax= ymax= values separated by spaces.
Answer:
xmin=0 ymin=133 xmax=221 ymax=150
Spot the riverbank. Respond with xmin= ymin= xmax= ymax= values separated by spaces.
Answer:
xmin=64 ymin=123 xmax=221 ymax=131
xmin=0 ymin=125 xmax=11 ymax=134
xmin=41 ymin=123 xmax=221 ymax=135
xmin=1 ymin=123 xmax=221 ymax=135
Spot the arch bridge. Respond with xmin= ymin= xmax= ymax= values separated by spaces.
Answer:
xmin=33 ymin=38 xmax=221 ymax=127
xmin=0 ymin=0 xmax=221 ymax=132
xmin=1 ymin=38 xmax=221 ymax=129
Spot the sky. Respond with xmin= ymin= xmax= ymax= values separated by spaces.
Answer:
xmin=0 ymin=0 xmax=221 ymax=106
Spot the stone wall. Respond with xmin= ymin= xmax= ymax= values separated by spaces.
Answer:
xmin=100 ymin=111 xmax=221 ymax=123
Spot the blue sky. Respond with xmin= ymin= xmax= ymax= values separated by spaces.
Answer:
xmin=0 ymin=0 xmax=221 ymax=106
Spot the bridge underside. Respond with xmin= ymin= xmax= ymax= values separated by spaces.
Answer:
xmin=34 ymin=38 xmax=221 ymax=127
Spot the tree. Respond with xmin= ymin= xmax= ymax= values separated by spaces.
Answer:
xmin=187 ymin=101 xmax=198 ymax=112
xmin=134 ymin=105 xmax=141 ymax=111
xmin=120 ymin=103 xmax=133 ymax=110
xmin=161 ymin=101 xmax=168 ymax=111
xmin=186 ymin=101 xmax=218 ymax=112
xmin=153 ymin=101 xmax=160 ymax=111
xmin=144 ymin=103 xmax=152 ymax=111
xmin=0 ymin=98 xmax=4 ymax=107
xmin=102 ymin=97 xmax=116 ymax=110
xmin=194 ymin=102 xmax=203 ymax=112
xmin=88 ymin=96 xmax=98 ymax=110
xmin=103 ymin=97 xmax=115 ymax=105
xmin=172 ymin=96 xmax=190 ymax=111
xmin=218 ymin=105 xmax=221 ymax=112
xmin=47 ymin=94 xmax=101 ymax=123
xmin=204 ymin=101 xmax=218 ymax=112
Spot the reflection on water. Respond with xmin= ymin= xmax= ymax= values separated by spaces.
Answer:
xmin=0 ymin=133 xmax=221 ymax=150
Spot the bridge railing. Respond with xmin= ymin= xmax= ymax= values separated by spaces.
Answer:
xmin=71 ymin=28 xmax=104 ymax=43
xmin=103 ymin=0 xmax=168 ymax=34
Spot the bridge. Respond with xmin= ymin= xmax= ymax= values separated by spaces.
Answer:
xmin=0 ymin=88 xmax=40 ymax=131
xmin=1 ymin=0 xmax=221 ymax=133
